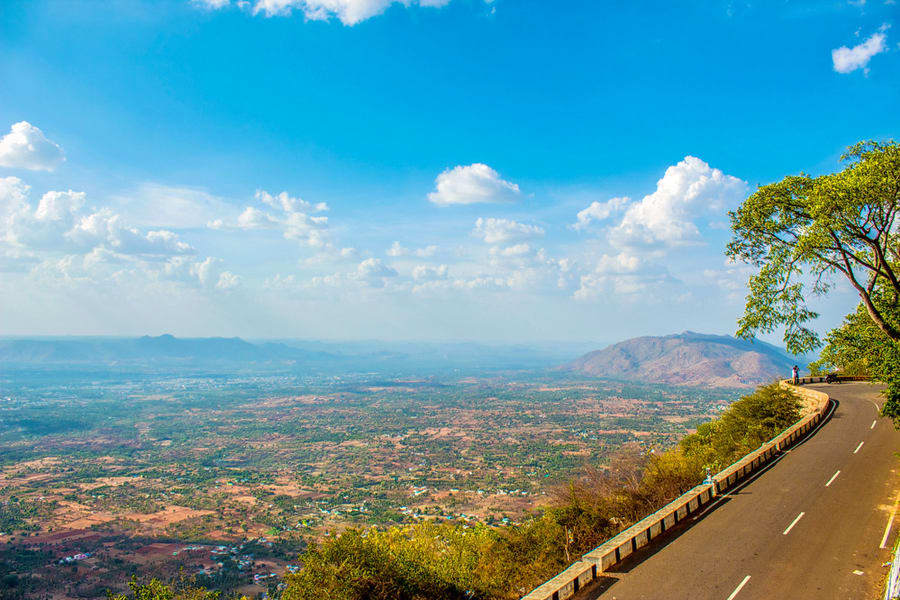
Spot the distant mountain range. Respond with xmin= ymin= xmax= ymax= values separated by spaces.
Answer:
xmin=564 ymin=331 xmax=798 ymax=387
xmin=0 ymin=334 xmax=592 ymax=375
xmin=0 ymin=334 xmax=335 ymax=364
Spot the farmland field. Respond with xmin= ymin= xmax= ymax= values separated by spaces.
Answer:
xmin=0 ymin=368 xmax=740 ymax=598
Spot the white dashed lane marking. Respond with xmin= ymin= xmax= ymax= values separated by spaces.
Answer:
xmin=854 ymin=441 xmax=865 ymax=454
xmin=825 ymin=470 xmax=840 ymax=487
xmin=783 ymin=512 xmax=805 ymax=535
xmin=726 ymin=575 xmax=751 ymax=600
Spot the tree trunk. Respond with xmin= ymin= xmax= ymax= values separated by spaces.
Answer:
xmin=859 ymin=291 xmax=900 ymax=341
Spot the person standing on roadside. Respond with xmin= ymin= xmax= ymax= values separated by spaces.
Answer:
xmin=792 ymin=365 xmax=799 ymax=385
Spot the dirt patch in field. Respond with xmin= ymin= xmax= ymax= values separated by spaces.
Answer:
xmin=78 ymin=476 xmax=141 ymax=490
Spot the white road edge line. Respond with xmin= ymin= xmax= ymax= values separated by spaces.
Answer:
xmin=825 ymin=470 xmax=840 ymax=487
xmin=881 ymin=492 xmax=900 ymax=549
xmin=881 ymin=514 xmax=895 ymax=549
xmin=854 ymin=441 xmax=865 ymax=454
xmin=726 ymin=575 xmax=751 ymax=600
xmin=872 ymin=420 xmax=877 ymax=429
xmin=783 ymin=512 xmax=805 ymax=535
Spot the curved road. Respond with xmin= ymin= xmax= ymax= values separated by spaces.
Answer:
xmin=578 ymin=382 xmax=900 ymax=600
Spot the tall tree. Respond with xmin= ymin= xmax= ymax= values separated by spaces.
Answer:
xmin=727 ymin=140 xmax=900 ymax=354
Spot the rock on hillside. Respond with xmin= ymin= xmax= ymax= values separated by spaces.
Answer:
xmin=565 ymin=331 xmax=797 ymax=387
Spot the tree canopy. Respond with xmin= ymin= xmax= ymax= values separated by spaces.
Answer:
xmin=727 ymin=140 xmax=900 ymax=354
xmin=810 ymin=282 xmax=900 ymax=420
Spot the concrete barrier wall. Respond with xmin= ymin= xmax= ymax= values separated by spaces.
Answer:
xmin=520 ymin=380 xmax=833 ymax=600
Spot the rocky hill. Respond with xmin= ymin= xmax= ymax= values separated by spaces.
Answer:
xmin=565 ymin=331 xmax=798 ymax=387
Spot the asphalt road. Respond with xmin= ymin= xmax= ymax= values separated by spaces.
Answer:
xmin=577 ymin=382 xmax=900 ymax=600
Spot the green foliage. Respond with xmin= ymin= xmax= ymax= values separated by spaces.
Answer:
xmin=283 ymin=524 xmax=502 ymax=600
xmin=810 ymin=288 xmax=900 ymax=423
xmin=727 ymin=140 xmax=900 ymax=354
xmin=107 ymin=578 xmax=222 ymax=600
xmin=678 ymin=383 xmax=801 ymax=471
xmin=0 ymin=498 xmax=57 ymax=533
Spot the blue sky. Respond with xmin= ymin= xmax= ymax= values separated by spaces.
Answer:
xmin=0 ymin=0 xmax=897 ymax=344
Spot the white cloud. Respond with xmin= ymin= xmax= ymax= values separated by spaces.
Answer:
xmin=256 ymin=189 xmax=328 ymax=214
xmin=490 ymin=243 xmax=532 ymax=257
xmin=193 ymin=0 xmax=231 ymax=8
xmin=6 ymin=189 xmax=85 ymax=249
xmin=573 ymin=196 xmax=629 ymax=231
xmin=0 ymin=122 xmax=65 ymax=172
xmin=0 ymin=177 xmax=35 ymax=245
xmin=574 ymin=252 xmax=674 ymax=299
xmin=593 ymin=252 xmax=642 ymax=274
xmin=284 ymin=211 xmax=329 ymax=246
xmin=832 ymin=26 xmax=889 ymax=74
xmin=200 ymin=0 xmax=454 ymax=25
xmin=163 ymin=256 xmax=239 ymax=290
xmin=0 ymin=246 xmax=39 ymax=273
xmin=112 ymin=183 xmax=234 ymax=229
xmin=216 ymin=188 xmax=331 ymax=248
xmin=1 ymin=179 xmax=242 ymax=303
xmin=1 ymin=178 xmax=195 ymax=259
xmin=357 ymin=257 xmax=398 ymax=277
xmin=610 ymin=156 xmax=747 ymax=247
xmin=0 ymin=176 xmax=30 ymax=215
xmin=66 ymin=210 xmax=196 ymax=256
xmin=412 ymin=264 xmax=448 ymax=281
xmin=428 ymin=163 xmax=520 ymax=206
xmin=472 ymin=217 xmax=544 ymax=245
xmin=237 ymin=206 xmax=279 ymax=229
xmin=35 ymin=190 xmax=86 ymax=222
xmin=701 ymin=259 xmax=754 ymax=298
xmin=387 ymin=241 xmax=438 ymax=257
xmin=215 ymin=270 xmax=241 ymax=290
xmin=354 ymin=257 xmax=398 ymax=287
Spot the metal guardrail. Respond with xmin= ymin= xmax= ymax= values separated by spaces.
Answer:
xmin=520 ymin=380 xmax=833 ymax=600
xmin=886 ymin=538 xmax=900 ymax=599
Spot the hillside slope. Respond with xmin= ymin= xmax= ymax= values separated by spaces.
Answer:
xmin=565 ymin=331 xmax=796 ymax=387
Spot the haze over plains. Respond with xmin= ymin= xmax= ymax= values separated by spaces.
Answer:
xmin=1 ymin=1 xmax=897 ymax=343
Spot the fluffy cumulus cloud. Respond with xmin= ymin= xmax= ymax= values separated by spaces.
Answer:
xmin=412 ymin=264 xmax=448 ymax=281
xmin=428 ymin=163 xmax=521 ymax=206
xmin=472 ymin=217 xmax=544 ymax=245
xmin=197 ymin=0 xmax=456 ymax=25
xmin=490 ymin=242 xmax=531 ymax=257
xmin=353 ymin=257 xmax=399 ymax=287
xmin=386 ymin=241 xmax=438 ymax=258
xmin=257 ymin=189 xmax=329 ymax=214
xmin=0 ymin=176 xmax=241 ymax=294
xmin=574 ymin=252 xmax=674 ymax=299
xmin=163 ymin=256 xmax=240 ymax=290
xmin=610 ymin=156 xmax=747 ymax=247
xmin=0 ymin=122 xmax=65 ymax=171
xmin=212 ymin=189 xmax=330 ymax=248
xmin=832 ymin=26 xmax=889 ymax=74
xmin=236 ymin=206 xmax=279 ymax=229
xmin=0 ymin=178 xmax=195 ymax=258
xmin=572 ymin=196 xmax=630 ymax=231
